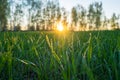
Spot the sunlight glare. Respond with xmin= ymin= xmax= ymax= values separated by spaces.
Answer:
xmin=57 ymin=23 xmax=64 ymax=31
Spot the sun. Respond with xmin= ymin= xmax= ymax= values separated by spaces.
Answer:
xmin=57 ymin=23 xmax=64 ymax=31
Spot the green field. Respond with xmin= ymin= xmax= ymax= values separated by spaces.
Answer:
xmin=0 ymin=30 xmax=120 ymax=80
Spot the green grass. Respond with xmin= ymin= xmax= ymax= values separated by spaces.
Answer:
xmin=0 ymin=30 xmax=120 ymax=80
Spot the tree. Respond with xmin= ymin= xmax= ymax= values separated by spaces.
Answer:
xmin=110 ymin=13 xmax=119 ymax=29
xmin=61 ymin=7 xmax=67 ymax=30
xmin=77 ymin=5 xmax=87 ymax=30
xmin=54 ymin=6 xmax=61 ymax=30
xmin=87 ymin=2 xmax=103 ymax=30
xmin=56 ymin=7 xmax=61 ymax=22
xmin=102 ymin=16 xmax=108 ymax=29
xmin=0 ymin=0 xmax=10 ymax=31
xmin=71 ymin=7 xmax=78 ymax=30
xmin=39 ymin=0 xmax=61 ymax=30
xmin=87 ymin=4 xmax=95 ymax=29
xmin=26 ymin=0 xmax=42 ymax=30
xmin=94 ymin=2 xmax=103 ymax=29
xmin=13 ymin=4 xmax=24 ymax=31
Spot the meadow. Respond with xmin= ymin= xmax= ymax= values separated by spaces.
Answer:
xmin=0 ymin=30 xmax=120 ymax=80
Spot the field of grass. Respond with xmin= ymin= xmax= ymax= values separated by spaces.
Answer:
xmin=0 ymin=30 xmax=120 ymax=80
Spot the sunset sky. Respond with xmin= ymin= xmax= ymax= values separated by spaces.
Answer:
xmin=60 ymin=0 xmax=120 ymax=18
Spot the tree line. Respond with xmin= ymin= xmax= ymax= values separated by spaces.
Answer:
xmin=0 ymin=0 xmax=120 ymax=31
